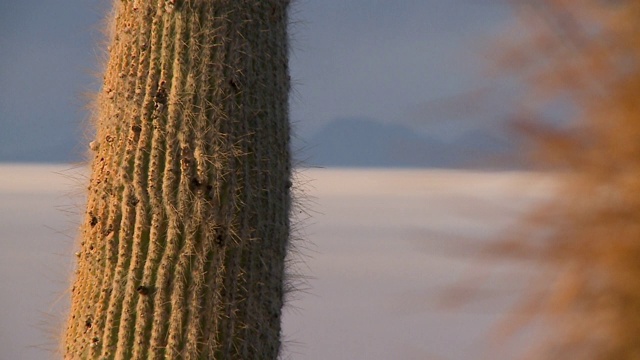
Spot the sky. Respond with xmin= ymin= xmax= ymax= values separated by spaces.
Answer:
xmin=0 ymin=1 xmax=513 ymax=163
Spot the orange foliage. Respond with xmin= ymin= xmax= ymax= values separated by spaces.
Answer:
xmin=496 ymin=0 xmax=640 ymax=358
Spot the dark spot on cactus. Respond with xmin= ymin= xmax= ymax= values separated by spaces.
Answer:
xmin=229 ymin=79 xmax=239 ymax=91
xmin=215 ymin=233 xmax=224 ymax=246
xmin=89 ymin=245 xmax=94 ymax=251
xmin=136 ymin=285 xmax=150 ymax=296
xmin=128 ymin=196 xmax=139 ymax=207
xmin=180 ymin=158 xmax=191 ymax=172
xmin=180 ymin=147 xmax=193 ymax=172
xmin=90 ymin=337 xmax=100 ymax=347
xmin=132 ymin=124 xmax=142 ymax=133
xmin=203 ymin=184 xmax=214 ymax=200
xmin=191 ymin=177 xmax=201 ymax=188
xmin=154 ymin=86 xmax=167 ymax=108
xmin=105 ymin=135 xmax=114 ymax=143
xmin=90 ymin=216 xmax=98 ymax=227
xmin=85 ymin=317 xmax=92 ymax=329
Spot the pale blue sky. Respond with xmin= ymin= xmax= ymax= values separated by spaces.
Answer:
xmin=0 ymin=1 xmax=512 ymax=162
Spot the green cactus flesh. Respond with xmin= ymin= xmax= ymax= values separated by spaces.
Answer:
xmin=64 ymin=1 xmax=291 ymax=359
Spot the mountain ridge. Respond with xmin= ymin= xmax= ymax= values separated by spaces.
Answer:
xmin=297 ymin=117 xmax=527 ymax=169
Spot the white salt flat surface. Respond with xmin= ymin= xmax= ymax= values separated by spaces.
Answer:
xmin=0 ymin=165 xmax=556 ymax=360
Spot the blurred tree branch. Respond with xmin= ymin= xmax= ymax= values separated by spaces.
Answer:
xmin=494 ymin=0 xmax=640 ymax=358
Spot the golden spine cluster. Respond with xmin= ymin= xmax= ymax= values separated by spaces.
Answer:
xmin=64 ymin=1 xmax=291 ymax=358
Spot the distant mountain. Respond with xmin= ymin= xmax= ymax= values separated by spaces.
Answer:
xmin=297 ymin=118 xmax=527 ymax=169
xmin=3 ymin=116 xmax=527 ymax=169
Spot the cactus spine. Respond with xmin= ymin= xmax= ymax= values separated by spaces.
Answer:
xmin=64 ymin=1 xmax=291 ymax=358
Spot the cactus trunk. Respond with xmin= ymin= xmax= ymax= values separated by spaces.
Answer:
xmin=64 ymin=1 xmax=291 ymax=358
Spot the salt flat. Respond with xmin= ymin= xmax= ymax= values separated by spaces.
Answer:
xmin=0 ymin=165 xmax=555 ymax=360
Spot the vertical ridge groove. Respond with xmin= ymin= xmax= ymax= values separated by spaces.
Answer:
xmin=131 ymin=3 xmax=170 ymax=359
xmin=112 ymin=2 xmax=160 ymax=358
xmin=99 ymin=2 xmax=157 ymax=355
xmin=165 ymin=5 xmax=199 ymax=354
xmin=148 ymin=5 xmax=188 ymax=357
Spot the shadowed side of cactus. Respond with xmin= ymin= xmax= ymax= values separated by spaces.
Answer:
xmin=63 ymin=0 xmax=291 ymax=358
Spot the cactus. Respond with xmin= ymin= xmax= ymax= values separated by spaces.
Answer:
xmin=63 ymin=1 xmax=291 ymax=359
